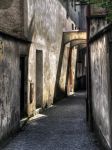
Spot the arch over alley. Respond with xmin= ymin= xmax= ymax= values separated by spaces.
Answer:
xmin=62 ymin=31 xmax=87 ymax=95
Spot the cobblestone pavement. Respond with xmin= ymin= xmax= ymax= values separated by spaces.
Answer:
xmin=3 ymin=93 xmax=100 ymax=150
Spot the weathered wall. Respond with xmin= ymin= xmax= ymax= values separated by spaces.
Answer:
xmin=58 ymin=44 xmax=77 ymax=96
xmin=67 ymin=46 xmax=77 ymax=95
xmin=90 ymin=34 xmax=111 ymax=147
xmin=0 ymin=0 xmax=82 ymax=115
xmin=59 ymin=44 xmax=70 ymax=96
xmin=90 ymin=18 xmax=107 ymax=38
xmin=91 ymin=4 xmax=106 ymax=16
xmin=0 ymin=34 xmax=28 ymax=142
xmin=25 ymin=0 xmax=78 ymax=111
xmin=68 ymin=2 xmax=80 ymax=29
xmin=0 ymin=0 xmax=24 ymax=37
xmin=79 ymin=5 xmax=87 ymax=30
xmin=69 ymin=2 xmax=87 ymax=30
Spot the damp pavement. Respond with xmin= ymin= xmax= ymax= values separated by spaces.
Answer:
xmin=3 ymin=92 xmax=100 ymax=150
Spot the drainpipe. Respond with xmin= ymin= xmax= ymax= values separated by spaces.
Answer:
xmin=86 ymin=4 xmax=93 ymax=130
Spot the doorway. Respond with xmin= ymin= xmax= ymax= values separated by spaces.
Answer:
xmin=20 ymin=56 xmax=27 ymax=119
xmin=36 ymin=50 xmax=43 ymax=108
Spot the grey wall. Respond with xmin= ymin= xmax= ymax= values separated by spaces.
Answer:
xmin=90 ymin=18 xmax=107 ymax=38
xmin=90 ymin=35 xmax=111 ymax=147
xmin=89 ymin=17 xmax=112 ymax=148
xmin=91 ymin=4 xmax=106 ymax=16
xmin=0 ymin=0 xmax=24 ymax=37
xmin=79 ymin=5 xmax=87 ymax=30
xmin=0 ymin=34 xmax=28 ymax=142
xmin=25 ymin=0 xmax=78 ymax=112
xmin=68 ymin=2 xmax=87 ymax=30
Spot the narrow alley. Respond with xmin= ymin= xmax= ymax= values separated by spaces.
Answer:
xmin=1 ymin=1 xmax=112 ymax=149
xmin=2 ymin=93 xmax=100 ymax=150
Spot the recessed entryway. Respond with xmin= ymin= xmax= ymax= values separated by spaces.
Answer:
xmin=20 ymin=55 xmax=27 ymax=119
xmin=36 ymin=50 xmax=43 ymax=108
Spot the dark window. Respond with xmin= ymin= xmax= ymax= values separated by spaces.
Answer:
xmin=72 ymin=23 xmax=75 ymax=30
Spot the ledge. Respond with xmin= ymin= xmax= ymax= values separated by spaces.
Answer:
xmin=87 ymin=14 xmax=106 ymax=20
xmin=89 ymin=23 xmax=112 ymax=43
xmin=0 ymin=30 xmax=31 ymax=43
xmin=63 ymin=31 xmax=87 ymax=45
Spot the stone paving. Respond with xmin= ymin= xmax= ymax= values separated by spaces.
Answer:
xmin=3 ymin=93 xmax=100 ymax=150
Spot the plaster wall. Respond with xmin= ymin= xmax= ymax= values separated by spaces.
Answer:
xmin=59 ymin=44 xmax=70 ymax=94
xmin=68 ymin=2 xmax=87 ymax=30
xmin=91 ymin=5 xmax=106 ymax=16
xmin=0 ymin=0 xmax=24 ymax=37
xmin=67 ymin=46 xmax=77 ymax=95
xmin=26 ymin=0 xmax=77 ymax=109
xmin=90 ymin=18 xmax=107 ymax=38
xmin=0 ymin=34 xmax=28 ymax=142
xmin=90 ymin=35 xmax=111 ymax=147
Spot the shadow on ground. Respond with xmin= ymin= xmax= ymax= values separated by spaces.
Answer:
xmin=3 ymin=93 xmax=100 ymax=150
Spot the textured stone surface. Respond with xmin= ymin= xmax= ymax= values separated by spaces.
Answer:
xmin=3 ymin=93 xmax=100 ymax=150
xmin=0 ymin=0 xmax=24 ymax=37
xmin=90 ymin=18 xmax=107 ymax=38
xmin=0 ymin=34 xmax=28 ymax=142
xmin=26 ymin=0 xmax=78 ymax=112
xmin=91 ymin=5 xmax=106 ymax=16
xmin=90 ymin=35 xmax=111 ymax=147
xmin=69 ymin=3 xmax=87 ymax=30
xmin=63 ymin=31 xmax=87 ymax=44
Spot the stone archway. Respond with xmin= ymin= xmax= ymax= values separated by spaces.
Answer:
xmin=63 ymin=32 xmax=87 ymax=95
